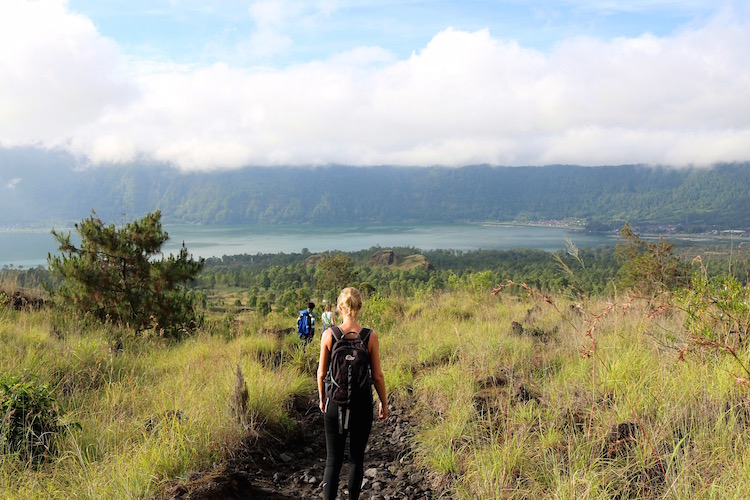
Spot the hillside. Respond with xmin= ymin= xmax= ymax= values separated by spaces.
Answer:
xmin=1 ymin=148 xmax=748 ymax=231
xmin=4 ymin=282 xmax=750 ymax=498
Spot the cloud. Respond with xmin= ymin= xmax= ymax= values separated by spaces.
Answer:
xmin=238 ymin=0 xmax=339 ymax=59
xmin=0 ymin=0 xmax=137 ymax=148
xmin=5 ymin=178 xmax=22 ymax=189
xmin=1 ymin=1 xmax=750 ymax=169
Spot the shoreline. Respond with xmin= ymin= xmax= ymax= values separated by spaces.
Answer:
xmin=476 ymin=220 xmax=587 ymax=231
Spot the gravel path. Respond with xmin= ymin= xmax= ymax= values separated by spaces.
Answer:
xmin=165 ymin=392 xmax=444 ymax=499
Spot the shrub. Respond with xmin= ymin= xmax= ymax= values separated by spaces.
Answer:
xmin=680 ymin=272 xmax=750 ymax=346
xmin=361 ymin=293 xmax=403 ymax=332
xmin=0 ymin=376 xmax=64 ymax=463
xmin=615 ymin=222 xmax=690 ymax=296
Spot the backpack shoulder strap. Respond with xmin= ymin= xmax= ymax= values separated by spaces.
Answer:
xmin=331 ymin=326 xmax=343 ymax=342
xmin=359 ymin=328 xmax=372 ymax=346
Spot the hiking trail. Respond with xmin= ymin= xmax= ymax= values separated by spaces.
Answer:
xmin=164 ymin=391 xmax=445 ymax=499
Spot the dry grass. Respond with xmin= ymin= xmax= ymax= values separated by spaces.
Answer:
xmin=0 ymin=304 xmax=311 ymax=499
xmin=3 ymin=281 xmax=750 ymax=498
xmin=375 ymin=288 xmax=750 ymax=498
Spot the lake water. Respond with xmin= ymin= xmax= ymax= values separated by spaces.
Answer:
xmin=0 ymin=223 xmax=616 ymax=269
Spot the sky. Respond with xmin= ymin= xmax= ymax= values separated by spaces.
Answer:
xmin=1 ymin=0 xmax=749 ymax=170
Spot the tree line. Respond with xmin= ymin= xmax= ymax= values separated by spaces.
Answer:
xmin=3 ymin=211 xmax=747 ymax=340
xmin=2 ymin=150 xmax=749 ymax=232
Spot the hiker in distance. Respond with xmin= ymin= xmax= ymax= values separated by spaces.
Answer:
xmin=297 ymin=301 xmax=316 ymax=345
xmin=321 ymin=302 xmax=336 ymax=331
xmin=317 ymin=287 xmax=388 ymax=500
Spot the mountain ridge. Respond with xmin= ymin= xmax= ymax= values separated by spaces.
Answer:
xmin=1 ymin=148 xmax=748 ymax=232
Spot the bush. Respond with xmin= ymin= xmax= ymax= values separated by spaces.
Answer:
xmin=615 ymin=222 xmax=690 ymax=296
xmin=256 ymin=296 xmax=271 ymax=316
xmin=679 ymin=272 xmax=750 ymax=346
xmin=0 ymin=376 xmax=64 ymax=463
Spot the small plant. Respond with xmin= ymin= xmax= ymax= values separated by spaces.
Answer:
xmin=288 ymin=342 xmax=319 ymax=376
xmin=361 ymin=293 xmax=403 ymax=332
xmin=680 ymin=271 xmax=750 ymax=345
xmin=0 ymin=375 xmax=63 ymax=463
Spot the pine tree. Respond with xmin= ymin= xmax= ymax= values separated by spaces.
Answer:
xmin=48 ymin=211 xmax=204 ymax=337
xmin=316 ymin=253 xmax=354 ymax=302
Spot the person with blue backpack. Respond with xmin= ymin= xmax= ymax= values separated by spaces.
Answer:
xmin=297 ymin=302 xmax=316 ymax=344
xmin=317 ymin=287 xmax=388 ymax=500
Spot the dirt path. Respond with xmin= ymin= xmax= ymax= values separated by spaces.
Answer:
xmin=165 ymin=391 xmax=445 ymax=499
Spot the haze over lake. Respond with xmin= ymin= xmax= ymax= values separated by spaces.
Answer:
xmin=0 ymin=223 xmax=616 ymax=269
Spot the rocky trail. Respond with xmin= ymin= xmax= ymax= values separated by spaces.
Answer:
xmin=165 ymin=391 xmax=446 ymax=499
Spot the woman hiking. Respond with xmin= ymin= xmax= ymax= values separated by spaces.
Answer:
xmin=317 ymin=287 xmax=388 ymax=499
xmin=321 ymin=301 xmax=335 ymax=331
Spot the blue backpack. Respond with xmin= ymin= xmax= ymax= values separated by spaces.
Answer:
xmin=297 ymin=309 xmax=312 ymax=338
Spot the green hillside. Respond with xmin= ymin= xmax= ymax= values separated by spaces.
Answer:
xmin=1 ymin=148 xmax=748 ymax=231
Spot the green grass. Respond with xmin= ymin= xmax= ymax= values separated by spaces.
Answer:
xmin=375 ymin=289 xmax=750 ymax=498
xmin=0 ymin=306 xmax=311 ymax=499
xmin=4 ymin=285 xmax=750 ymax=498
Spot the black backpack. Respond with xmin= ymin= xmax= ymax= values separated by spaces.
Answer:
xmin=325 ymin=326 xmax=373 ymax=408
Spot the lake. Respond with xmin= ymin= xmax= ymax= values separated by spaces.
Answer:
xmin=0 ymin=223 xmax=616 ymax=269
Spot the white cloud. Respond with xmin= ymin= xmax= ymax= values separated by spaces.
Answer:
xmin=0 ymin=0 xmax=137 ymax=148
xmin=5 ymin=178 xmax=22 ymax=189
xmin=1 ymin=1 xmax=750 ymax=169
xmin=249 ymin=0 xmax=297 ymax=27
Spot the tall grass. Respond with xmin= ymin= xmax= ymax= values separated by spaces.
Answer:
xmin=4 ymin=283 xmax=750 ymax=497
xmin=372 ymin=288 xmax=750 ymax=498
xmin=0 ymin=307 xmax=311 ymax=499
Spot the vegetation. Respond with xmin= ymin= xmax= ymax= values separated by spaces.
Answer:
xmin=0 ymin=376 xmax=64 ymax=463
xmin=392 ymin=285 xmax=750 ymax=498
xmin=48 ymin=211 xmax=204 ymax=338
xmin=0 ymin=304 xmax=311 ymax=498
xmin=315 ymin=253 xmax=355 ymax=303
xmin=2 ymin=156 xmax=750 ymax=231
xmin=3 ymin=221 xmax=750 ymax=497
xmin=615 ymin=222 xmax=691 ymax=296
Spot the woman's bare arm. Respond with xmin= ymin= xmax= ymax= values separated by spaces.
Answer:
xmin=317 ymin=328 xmax=333 ymax=412
xmin=368 ymin=331 xmax=388 ymax=419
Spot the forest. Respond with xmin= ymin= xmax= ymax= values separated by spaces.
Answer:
xmin=4 ymin=231 xmax=743 ymax=322
xmin=2 ymin=147 xmax=749 ymax=232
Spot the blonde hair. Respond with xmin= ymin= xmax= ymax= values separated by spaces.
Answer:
xmin=337 ymin=287 xmax=362 ymax=318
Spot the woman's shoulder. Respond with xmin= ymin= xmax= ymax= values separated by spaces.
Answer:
xmin=321 ymin=327 xmax=335 ymax=345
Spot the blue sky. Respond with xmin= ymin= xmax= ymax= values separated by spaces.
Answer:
xmin=66 ymin=1 xmax=720 ymax=66
xmin=1 ymin=0 xmax=749 ymax=170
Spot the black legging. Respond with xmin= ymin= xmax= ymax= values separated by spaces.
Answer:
xmin=322 ymin=398 xmax=373 ymax=499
